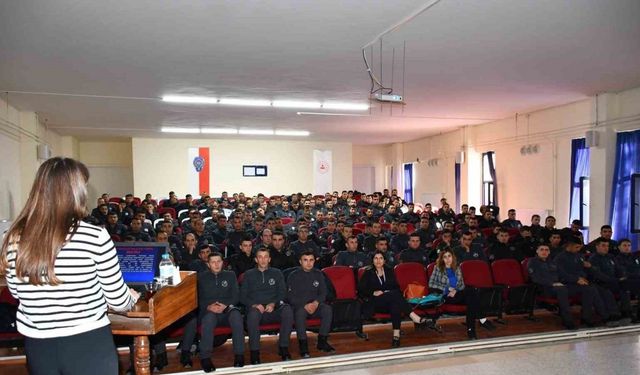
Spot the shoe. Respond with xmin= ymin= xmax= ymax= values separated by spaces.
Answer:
xmin=605 ymin=318 xmax=621 ymax=328
xmin=317 ymin=335 xmax=336 ymax=353
xmin=355 ymin=329 xmax=369 ymax=340
xmin=618 ymin=317 xmax=632 ymax=326
xmin=479 ymin=320 xmax=497 ymax=332
xmin=562 ymin=320 xmax=578 ymax=331
xmin=250 ymin=350 xmax=261 ymax=365
xmin=391 ymin=336 xmax=400 ymax=348
xmin=580 ymin=318 xmax=597 ymax=328
xmin=180 ymin=351 xmax=193 ymax=368
xmin=153 ymin=351 xmax=168 ymax=371
xmin=278 ymin=346 xmax=292 ymax=361
xmin=234 ymin=354 xmax=245 ymax=368
xmin=467 ymin=328 xmax=477 ymax=340
xmin=298 ymin=340 xmax=310 ymax=358
xmin=200 ymin=358 xmax=215 ymax=373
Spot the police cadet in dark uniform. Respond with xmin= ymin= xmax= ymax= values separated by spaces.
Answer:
xmin=286 ymin=251 xmax=335 ymax=358
xmin=269 ymin=231 xmax=296 ymax=270
xmin=589 ymin=238 xmax=633 ymax=322
xmin=615 ymin=238 xmax=640 ymax=321
xmin=527 ymin=244 xmax=577 ymax=330
xmin=554 ymin=237 xmax=620 ymax=326
xmin=487 ymin=228 xmax=524 ymax=262
xmin=399 ymin=233 xmax=428 ymax=265
xmin=335 ymin=236 xmax=370 ymax=268
xmin=227 ymin=236 xmax=255 ymax=276
xmin=240 ymin=247 xmax=293 ymax=364
xmin=197 ymin=252 xmax=245 ymax=371
xmin=288 ymin=225 xmax=321 ymax=259
xmin=454 ymin=231 xmax=488 ymax=263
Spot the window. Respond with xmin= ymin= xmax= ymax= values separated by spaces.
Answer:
xmin=482 ymin=152 xmax=496 ymax=206
xmin=403 ymin=163 xmax=414 ymax=203
xmin=632 ymin=173 xmax=640 ymax=233
xmin=243 ymin=165 xmax=268 ymax=177
xmin=579 ymin=177 xmax=590 ymax=228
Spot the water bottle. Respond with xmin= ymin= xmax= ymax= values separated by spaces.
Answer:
xmin=159 ymin=253 xmax=174 ymax=286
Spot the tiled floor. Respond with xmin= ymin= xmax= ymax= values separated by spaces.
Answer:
xmin=314 ymin=332 xmax=640 ymax=375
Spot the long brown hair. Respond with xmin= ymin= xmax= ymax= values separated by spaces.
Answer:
xmin=435 ymin=249 xmax=458 ymax=272
xmin=1 ymin=158 xmax=89 ymax=285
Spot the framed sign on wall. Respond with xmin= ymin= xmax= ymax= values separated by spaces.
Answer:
xmin=243 ymin=165 xmax=268 ymax=177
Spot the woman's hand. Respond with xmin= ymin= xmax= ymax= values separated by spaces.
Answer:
xmin=373 ymin=290 xmax=384 ymax=297
xmin=447 ymin=288 xmax=456 ymax=298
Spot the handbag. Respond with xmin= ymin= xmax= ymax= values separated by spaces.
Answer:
xmin=404 ymin=282 xmax=426 ymax=299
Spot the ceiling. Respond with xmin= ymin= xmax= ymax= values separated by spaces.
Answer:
xmin=1 ymin=0 xmax=639 ymax=144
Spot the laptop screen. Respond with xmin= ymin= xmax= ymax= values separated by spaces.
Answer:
xmin=115 ymin=242 xmax=168 ymax=285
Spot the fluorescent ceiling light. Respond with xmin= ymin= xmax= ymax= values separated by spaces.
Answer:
xmin=161 ymin=127 xmax=201 ymax=133
xmin=275 ymin=130 xmax=310 ymax=136
xmin=272 ymin=100 xmax=322 ymax=109
xmin=322 ymin=102 xmax=369 ymax=111
xmin=238 ymin=129 xmax=275 ymax=135
xmin=162 ymin=95 xmax=218 ymax=104
xmin=218 ymin=98 xmax=271 ymax=107
xmin=201 ymin=128 xmax=238 ymax=134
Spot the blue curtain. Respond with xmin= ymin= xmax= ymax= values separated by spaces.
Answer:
xmin=455 ymin=163 xmax=461 ymax=211
xmin=610 ymin=130 xmax=640 ymax=249
xmin=569 ymin=138 xmax=590 ymax=216
xmin=487 ymin=152 xmax=497 ymax=206
xmin=403 ymin=163 xmax=413 ymax=203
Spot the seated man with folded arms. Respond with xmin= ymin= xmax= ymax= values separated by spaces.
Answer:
xmin=554 ymin=237 xmax=620 ymax=327
xmin=240 ymin=247 xmax=294 ymax=364
xmin=286 ymin=251 xmax=335 ymax=358
xmin=527 ymin=244 xmax=577 ymax=330
xmin=454 ymin=231 xmax=488 ymax=263
xmin=197 ymin=251 xmax=245 ymax=371
xmin=588 ymin=238 xmax=635 ymax=323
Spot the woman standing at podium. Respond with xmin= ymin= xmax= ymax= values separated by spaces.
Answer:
xmin=1 ymin=157 xmax=139 ymax=375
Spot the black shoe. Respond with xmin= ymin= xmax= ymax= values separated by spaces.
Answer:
xmin=250 ymin=350 xmax=261 ymax=365
xmin=317 ymin=335 xmax=336 ymax=353
xmin=580 ymin=318 xmax=597 ymax=328
xmin=605 ymin=318 xmax=621 ymax=328
xmin=479 ymin=320 xmax=497 ymax=331
xmin=355 ymin=329 xmax=369 ymax=340
xmin=153 ymin=351 xmax=168 ymax=371
xmin=278 ymin=346 xmax=292 ymax=361
xmin=299 ymin=340 xmax=310 ymax=358
xmin=467 ymin=328 xmax=477 ymax=340
xmin=200 ymin=358 xmax=215 ymax=373
xmin=562 ymin=320 xmax=578 ymax=331
xmin=234 ymin=354 xmax=245 ymax=368
xmin=391 ymin=336 xmax=400 ymax=348
xmin=180 ymin=351 xmax=193 ymax=368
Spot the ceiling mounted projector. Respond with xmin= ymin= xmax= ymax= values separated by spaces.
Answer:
xmin=372 ymin=93 xmax=404 ymax=104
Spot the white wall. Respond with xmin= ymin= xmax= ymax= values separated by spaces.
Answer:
xmin=77 ymin=139 xmax=134 ymax=204
xmin=132 ymin=138 xmax=353 ymax=198
xmin=352 ymin=144 xmax=392 ymax=193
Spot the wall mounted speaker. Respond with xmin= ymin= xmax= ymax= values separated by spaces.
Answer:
xmin=37 ymin=144 xmax=51 ymax=160
xmin=585 ymin=130 xmax=599 ymax=148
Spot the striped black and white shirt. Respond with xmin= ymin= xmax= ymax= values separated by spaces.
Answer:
xmin=4 ymin=221 xmax=134 ymax=338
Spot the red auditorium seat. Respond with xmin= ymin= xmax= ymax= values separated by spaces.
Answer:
xmin=460 ymin=260 xmax=504 ymax=319
xmin=280 ymin=217 xmax=294 ymax=225
xmin=394 ymin=263 xmax=441 ymax=319
xmin=491 ymin=259 xmax=536 ymax=316
xmin=353 ymin=223 xmax=366 ymax=231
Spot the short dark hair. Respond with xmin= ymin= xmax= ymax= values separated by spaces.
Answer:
xmin=601 ymin=225 xmax=612 ymax=230
xmin=619 ymin=238 xmax=631 ymax=245
xmin=409 ymin=232 xmax=421 ymax=239
xmin=299 ymin=250 xmax=315 ymax=259
xmin=208 ymin=251 xmax=224 ymax=261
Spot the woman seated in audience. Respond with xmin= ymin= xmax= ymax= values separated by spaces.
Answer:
xmin=429 ymin=249 xmax=496 ymax=339
xmin=357 ymin=250 xmax=427 ymax=348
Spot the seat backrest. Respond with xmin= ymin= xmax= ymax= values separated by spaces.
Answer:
xmin=108 ymin=197 xmax=121 ymax=204
xmin=357 ymin=266 xmax=366 ymax=281
xmin=406 ymin=223 xmax=415 ymax=234
xmin=507 ymin=228 xmax=520 ymax=241
xmin=354 ymin=223 xmax=366 ymax=231
xmin=426 ymin=262 xmax=436 ymax=280
xmin=394 ymin=263 xmax=427 ymax=292
xmin=481 ymin=228 xmax=495 ymax=238
xmin=460 ymin=260 xmax=494 ymax=288
xmin=0 ymin=287 xmax=18 ymax=305
xmin=322 ymin=266 xmax=357 ymax=300
xmin=110 ymin=234 xmax=121 ymax=242
xmin=281 ymin=217 xmax=293 ymax=225
xmin=521 ymin=258 xmax=531 ymax=282
xmin=491 ymin=259 xmax=525 ymax=286
xmin=133 ymin=197 xmax=142 ymax=206
xmin=158 ymin=207 xmax=177 ymax=219
xmin=352 ymin=228 xmax=363 ymax=236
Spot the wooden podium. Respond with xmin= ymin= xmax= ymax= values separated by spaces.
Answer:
xmin=109 ymin=271 xmax=197 ymax=375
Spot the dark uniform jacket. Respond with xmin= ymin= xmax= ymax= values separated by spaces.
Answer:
xmin=487 ymin=242 xmax=524 ymax=262
xmin=399 ymin=248 xmax=428 ymax=265
xmin=198 ymin=270 xmax=239 ymax=316
xmin=527 ymin=257 xmax=561 ymax=287
xmin=227 ymin=252 xmax=255 ymax=276
xmin=335 ymin=251 xmax=370 ymax=268
xmin=554 ymin=251 xmax=588 ymax=284
xmin=589 ymin=253 xmax=623 ymax=285
xmin=390 ymin=233 xmax=410 ymax=253
xmin=240 ymin=267 xmax=286 ymax=307
xmin=269 ymin=247 xmax=296 ymax=270
xmin=286 ymin=268 xmax=327 ymax=309
xmin=289 ymin=240 xmax=320 ymax=259
xmin=453 ymin=245 xmax=488 ymax=263
xmin=615 ymin=252 xmax=640 ymax=279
